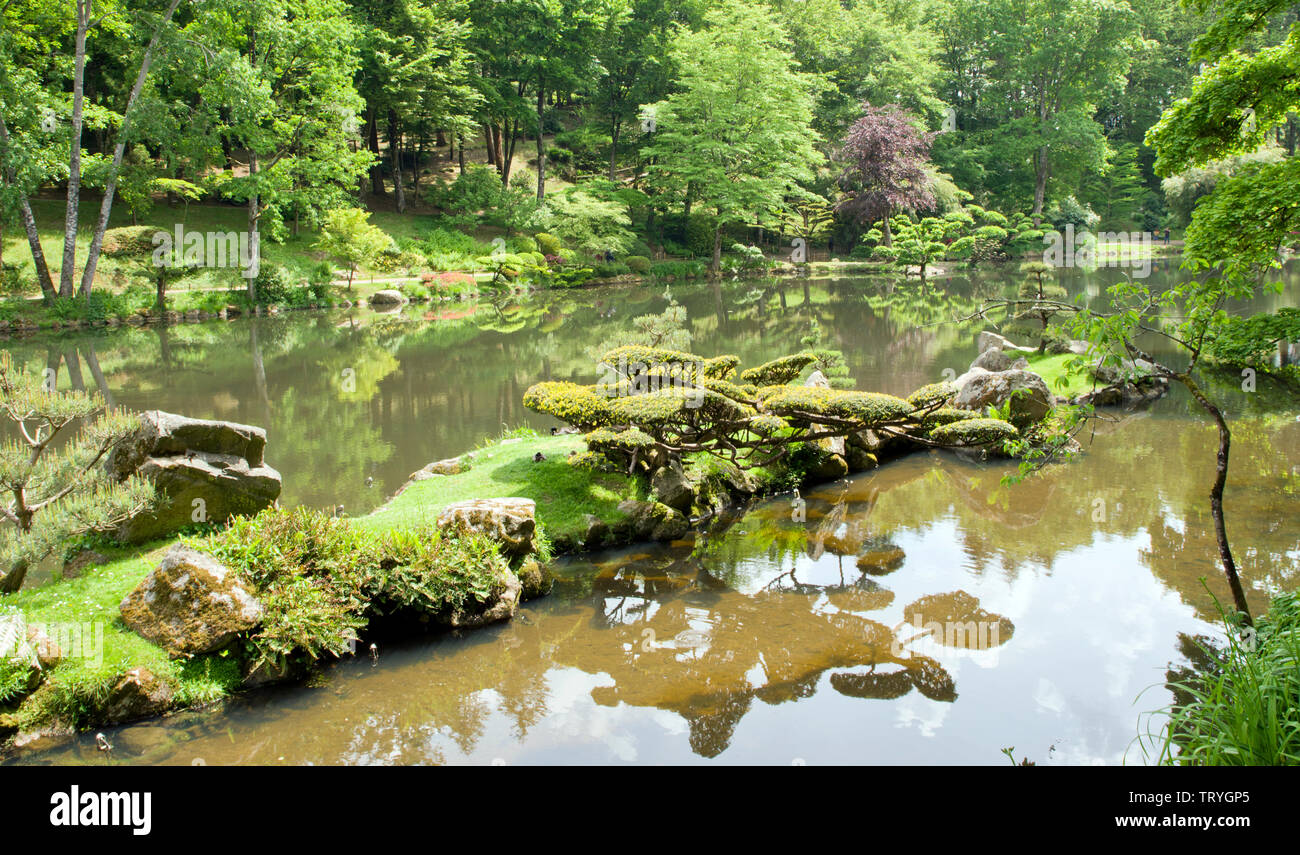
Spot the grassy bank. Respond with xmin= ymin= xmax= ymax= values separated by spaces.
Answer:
xmin=360 ymin=433 xmax=647 ymax=547
xmin=0 ymin=540 xmax=241 ymax=739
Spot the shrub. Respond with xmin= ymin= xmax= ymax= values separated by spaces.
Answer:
xmin=625 ymin=255 xmax=651 ymax=274
xmin=534 ymin=232 xmax=564 ymax=256
xmin=195 ymin=507 xmax=510 ymax=669
xmin=928 ymin=417 xmax=1018 ymax=448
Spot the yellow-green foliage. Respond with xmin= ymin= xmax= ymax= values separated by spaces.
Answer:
xmin=747 ymin=413 xmax=790 ymax=436
xmin=585 ymin=427 xmax=656 ymax=454
xmin=907 ymin=381 xmax=957 ymax=409
xmin=608 ymin=387 xmax=754 ymax=426
xmin=698 ymin=375 xmax=755 ymax=402
xmin=917 ymin=407 xmax=979 ymax=431
xmin=739 ymin=352 xmax=818 ymax=385
xmin=761 ymin=386 xmax=914 ymax=426
xmin=600 ymin=345 xmax=707 ymax=377
xmin=522 ymin=381 xmax=615 ymax=428
xmin=929 ymin=417 xmax=1018 ymax=447
xmin=701 ymin=354 xmax=740 ymax=380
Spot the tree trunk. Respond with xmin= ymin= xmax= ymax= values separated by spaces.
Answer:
xmin=536 ymin=84 xmax=546 ymax=202
xmin=0 ymin=558 xmax=31 ymax=594
xmin=1180 ymin=372 xmax=1252 ymax=625
xmin=881 ymin=215 xmax=893 ymax=248
xmin=389 ymin=111 xmax=405 ymax=214
xmin=367 ymin=107 xmax=385 ymax=195
xmin=78 ymin=0 xmax=184 ymax=298
xmin=484 ymin=123 xmax=496 ymax=166
xmin=60 ymin=1 xmax=92 ymax=297
xmin=247 ymin=153 xmax=259 ymax=302
xmin=458 ymin=132 xmax=466 ymax=174
xmin=710 ymin=222 xmax=722 ymax=277
xmin=609 ymin=117 xmax=620 ymax=181
xmin=1032 ymin=145 xmax=1049 ymax=223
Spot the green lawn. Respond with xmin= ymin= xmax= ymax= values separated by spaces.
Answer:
xmin=359 ymin=433 xmax=644 ymax=546
xmin=2 ymin=540 xmax=239 ymax=730
xmin=1026 ymin=351 xmax=1098 ymax=399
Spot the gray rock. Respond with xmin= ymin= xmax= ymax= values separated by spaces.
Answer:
xmin=119 ymin=545 xmax=263 ymax=657
xmin=448 ymin=568 xmax=521 ymax=629
xmin=954 ymin=369 xmax=1053 ymax=426
xmin=437 ymin=498 xmax=537 ymax=557
xmin=805 ymin=369 xmax=830 ymax=389
xmin=977 ymin=331 xmax=1035 ymax=355
xmin=970 ymin=347 xmax=1013 ymax=372
xmin=368 ymin=289 xmax=408 ymax=306
xmin=952 ymin=366 xmax=991 ymax=392
xmin=616 ymin=500 xmax=689 ymax=542
xmin=101 ymin=668 xmax=175 ymax=723
xmin=108 ymin=411 xmax=266 ymax=478
xmin=651 ymin=461 xmax=694 ymax=514
xmin=108 ymin=411 xmax=281 ymax=543
xmin=581 ymin=513 xmax=609 ymax=548
xmin=421 ymin=456 xmax=465 ymax=476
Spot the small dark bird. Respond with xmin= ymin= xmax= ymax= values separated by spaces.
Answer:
xmin=533 ymin=452 xmax=546 ymax=462
xmin=369 ymin=643 xmax=379 ymax=663
xmin=364 ymin=476 xmax=374 ymax=488
xmin=95 ymin=732 xmax=112 ymax=752
xmin=334 ymin=504 xmax=345 ymax=518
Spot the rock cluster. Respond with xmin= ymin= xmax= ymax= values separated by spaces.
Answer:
xmin=107 ymin=411 xmax=282 ymax=543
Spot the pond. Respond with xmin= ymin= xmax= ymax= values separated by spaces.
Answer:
xmin=5 ymin=260 xmax=1300 ymax=765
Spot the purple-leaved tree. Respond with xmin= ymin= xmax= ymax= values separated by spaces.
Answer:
xmin=835 ymin=104 xmax=936 ymax=247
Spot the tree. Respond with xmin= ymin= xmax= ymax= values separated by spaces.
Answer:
xmin=524 ymin=344 xmax=1022 ymax=479
xmin=315 ymin=207 xmax=390 ymax=291
xmin=0 ymin=352 xmax=155 ymax=593
xmin=188 ymin=0 xmax=372 ymax=300
xmin=835 ymin=104 xmax=937 ymax=247
xmin=643 ymin=0 xmax=822 ymax=275
xmin=934 ymin=0 xmax=1141 ymax=218
xmin=869 ymin=212 xmax=975 ymax=280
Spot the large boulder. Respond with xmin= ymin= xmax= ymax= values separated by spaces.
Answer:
xmin=651 ymin=461 xmax=694 ymax=514
xmin=615 ymin=500 xmax=690 ymax=542
xmin=368 ymin=289 xmax=408 ymax=306
xmin=970 ymin=347 xmax=1013 ymax=373
xmin=437 ymin=498 xmax=537 ymax=557
xmin=953 ymin=369 xmax=1052 ymax=427
xmin=119 ymin=545 xmax=263 ymax=657
xmin=108 ymin=411 xmax=281 ymax=543
xmin=447 ymin=567 xmax=521 ymax=629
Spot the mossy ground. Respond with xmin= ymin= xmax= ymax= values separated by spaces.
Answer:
xmin=1025 ymin=351 xmax=1098 ymax=399
xmin=1 ymin=541 xmax=240 ymax=732
xmin=359 ymin=434 xmax=647 ymax=547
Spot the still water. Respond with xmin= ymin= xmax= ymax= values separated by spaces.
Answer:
xmin=6 ymin=262 xmax=1299 ymax=764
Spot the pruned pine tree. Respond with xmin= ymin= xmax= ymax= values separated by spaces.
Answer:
xmin=0 ymin=353 xmax=155 ymax=594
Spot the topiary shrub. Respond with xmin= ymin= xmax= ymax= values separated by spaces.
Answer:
xmin=625 ymin=255 xmax=651 ymax=274
xmin=533 ymin=232 xmax=564 ymax=256
xmin=928 ymin=417 xmax=1018 ymax=449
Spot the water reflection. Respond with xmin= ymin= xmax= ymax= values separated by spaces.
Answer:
xmin=4 ymin=265 xmax=1298 ymax=765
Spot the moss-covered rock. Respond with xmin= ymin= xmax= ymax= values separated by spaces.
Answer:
xmin=929 ymin=417 xmax=1019 ymax=450
xmin=907 ymin=381 xmax=957 ymax=410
